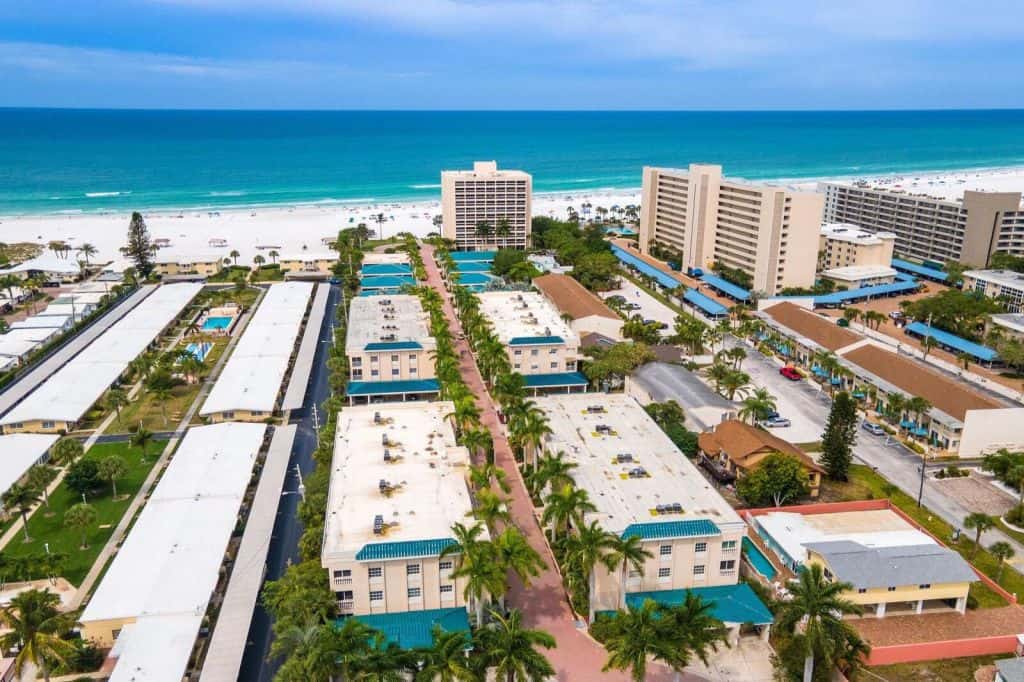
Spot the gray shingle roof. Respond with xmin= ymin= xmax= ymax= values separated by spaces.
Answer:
xmin=803 ymin=540 xmax=977 ymax=590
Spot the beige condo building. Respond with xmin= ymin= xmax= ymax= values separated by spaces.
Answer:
xmin=441 ymin=161 xmax=532 ymax=251
xmin=819 ymin=223 xmax=896 ymax=270
xmin=321 ymin=403 xmax=481 ymax=634
xmin=638 ymin=164 xmax=823 ymax=296
xmin=821 ymin=182 xmax=1024 ymax=266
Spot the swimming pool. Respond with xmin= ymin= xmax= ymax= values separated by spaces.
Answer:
xmin=742 ymin=537 xmax=777 ymax=580
xmin=185 ymin=341 xmax=213 ymax=362
xmin=202 ymin=316 xmax=233 ymax=331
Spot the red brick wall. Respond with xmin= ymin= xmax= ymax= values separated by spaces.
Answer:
xmin=867 ymin=634 xmax=1019 ymax=666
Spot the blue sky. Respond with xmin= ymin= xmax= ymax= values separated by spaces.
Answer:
xmin=1 ymin=1 xmax=1022 ymax=110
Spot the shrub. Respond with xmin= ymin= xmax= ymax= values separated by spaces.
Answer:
xmin=1006 ymin=504 xmax=1024 ymax=526
xmin=64 ymin=459 xmax=103 ymax=496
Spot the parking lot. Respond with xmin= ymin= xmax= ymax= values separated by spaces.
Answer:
xmin=600 ymin=280 xmax=677 ymax=339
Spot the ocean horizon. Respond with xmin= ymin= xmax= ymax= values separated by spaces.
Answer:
xmin=2 ymin=108 xmax=1024 ymax=216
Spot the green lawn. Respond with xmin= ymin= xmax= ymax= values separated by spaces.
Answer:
xmin=250 ymin=265 xmax=285 ymax=282
xmin=822 ymin=465 xmax=1019 ymax=608
xmin=854 ymin=654 xmax=1001 ymax=681
xmin=2 ymin=441 xmax=161 ymax=586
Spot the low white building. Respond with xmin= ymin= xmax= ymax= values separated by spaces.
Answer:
xmin=0 ymin=433 xmax=58 ymax=500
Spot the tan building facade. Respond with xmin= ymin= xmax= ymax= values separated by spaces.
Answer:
xmin=819 ymin=223 xmax=896 ymax=270
xmin=639 ymin=164 xmax=823 ymax=296
xmin=476 ymin=291 xmax=580 ymax=376
xmin=821 ymin=183 xmax=1024 ymax=266
xmin=155 ymin=257 xmax=224 ymax=277
xmin=963 ymin=269 xmax=1024 ymax=314
xmin=441 ymin=161 xmax=532 ymax=251
xmin=279 ymin=252 xmax=336 ymax=275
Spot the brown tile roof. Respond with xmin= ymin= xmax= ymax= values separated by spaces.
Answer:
xmin=842 ymin=344 xmax=1003 ymax=421
xmin=698 ymin=419 xmax=824 ymax=473
xmin=533 ymin=273 xmax=619 ymax=321
xmin=763 ymin=301 xmax=862 ymax=352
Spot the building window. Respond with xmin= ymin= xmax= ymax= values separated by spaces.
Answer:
xmin=887 ymin=586 xmax=897 ymax=592
xmin=391 ymin=355 xmax=399 ymax=362
xmin=695 ymin=542 xmax=707 ymax=553
xmin=333 ymin=569 xmax=352 ymax=583
xmin=408 ymin=587 xmax=422 ymax=599
xmin=531 ymin=349 xmax=539 ymax=356
xmin=550 ymin=362 xmax=558 ymax=369
xmin=409 ymin=355 xmax=417 ymax=361
xmin=371 ymin=370 xmax=379 ymax=377
xmin=721 ymin=540 xmax=737 ymax=552
xmin=352 ymin=369 xmax=363 ymax=379
xmin=857 ymin=588 xmax=867 ymax=594
xmin=439 ymin=560 xmax=453 ymax=571
xmin=628 ymin=569 xmax=642 ymax=579
xmin=391 ymin=369 xmax=400 ymax=376
xmin=337 ymin=590 xmax=354 ymax=602
xmin=440 ymin=584 xmax=454 ymax=595
xmin=407 ymin=564 xmax=421 ymax=575
xmin=658 ymin=567 xmax=671 ymax=578
xmin=369 ymin=590 xmax=384 ymax=602
xmin=693 ymin=565 xmax=705 ymax=576
xmin=368 ymin=567 xmax=383 ymax=579
xmin=719 ymin=560 xmax=736 ymax=573
xmin=514 ymin=350 xmax=522 ymax=356
xmin=352 ymin=357 xmax=362 ymax=366
xmin=919 ymin=584 xmax=931 ymax=589
xmin=823 ymin=568 xmax=833 ymax=581
xmin=659 ymin=545 xmax=672 ymax=556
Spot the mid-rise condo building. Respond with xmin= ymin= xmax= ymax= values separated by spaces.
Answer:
xmin=821 ymin=181 xmax=1024 ymax=266
xmin=344 ymin=295 xmax=440 ymax=403
xmin=321 ymin=403 xmax=480 ymax=641
xmin=534 ymin=393 xmax=772 ymax=638
xmin=441 ymin=161 xmax=532 ymax=251
xmin=962 ymin=269 xmax=1024 ymax=314
xmin=638 ymin=164 xmax=823 ymax=296
xmin=819 ymin=223 xmax=896 ymax=270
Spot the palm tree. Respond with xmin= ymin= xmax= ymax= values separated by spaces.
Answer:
xmin=703 ymin=362 xmax=731 ymax=394
xmin=660 ymin=592 xmax=730 ymax=667
xmin=375 ymin=212 xmax=387 ymax=241
xmin=605 ymin=534 xmax=653 ymax=609
xmin=515 ymin=411 xmax=552 ymax=471
xmin=461 ymin=429 xmax=493 ymax=464
xmin=50 ymin=437 xmax=83 ymax=468
xmin=446 ymin=396 xmax=481 ymax=435
xmin=229 ymin=249 xmax=240 ymax=266
xmin=905 ymin=396 xmax=932 ymax=434
xmin=0 ymin=589 xmax=78 ymax=682
xmin=529 ymin=451 xmax=577 ymax=498
xmin=471 ymin=488 xmax=512 ymax=528
xmin=468 ymin=463 xmax=509 ymax=494
xmin=359 ymin=631 xmax=416 ymax=681
xmin=131 ymin=424 xmax=155 ymax=462
xmin=64 ymin=502 xmax=97 ymax=549
xmin=777 ymin=563 xmax=863 ymax=682
xmin=254 ymin=254 xmax=266 ymax=270
xmin=77 ymin=242 xmax=98 ymax=265
xmin=601 ymin=599 xmax=682 ymax=681
xmin=719 ymin=369 xmax=752 ymax=400
xmin=566 ymin=520 xmax=617 ymax=622
xmin=475 ymin=221 xmax=494 ymax=246
xmin=2 ymin=484 xmax=40 ymax=541
xmin=303 ymin=618 xmax=374 ymax=680
xmin=441 ymin=522 xmax=496 ymax=625
xmin=25 ymin=466 xmax=54 ymax=512
xmin=99 ymin=455 xmax=128 ymax=498
xmin=964 ymin=512 xmax=996 ymax=559
xmin=884 ymin=392 xmax=906 ymax=424
xmin=494 ymin=527 xmax=546 ymax=589
xmin=269 ymin=249 xmax=279 ymax=265
xmin=414 ymin=626 xmax=475 ymax=682
xmin=0 ymin=274 xmax=21 ymax=303
xmin=151 ymin=385 xmax=173 ymax=426
xmin=541 ymin=484 xmax=596 ymax=543
xmin=495 ymin=218 xmax=512 ymax=248
xmin=991 ymin=541 xmax=1016 ymax=583
xmin=921 ymin=335 xmax=937 ymax=360
xmin=727 ymin=346 xmax=747 ymax=370
xmin=738 ymin=388 xmax=777 ymax=424
xmin=474 ymin=608 xmax=555 ymax=682
xmin=105 ymin=387 xmax=129 ymax=424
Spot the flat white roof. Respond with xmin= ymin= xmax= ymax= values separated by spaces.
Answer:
xmin=0 ymin=338 xmax=39 ymax=359
xmin=534 ymin=393 xmax=742 ymax=535
xmin=825 ymin=170 xmax=1024 ymax=204
xmin=964 ymin=269 xmax=1024 ymax=291
xmin=0 ymin=434 xmax=58 ymax=499
xmin=754 ymin=509 xmax=934 ymax=566
xmin=820 ymin=223 xmax=896 ymax=244
xmin=82 ymin=423 xmax=266 ymax=627
xmin=346 ymin=295 xmax=435 ymax=352
xmin=442 ymin=161 xmax=530 ymax=180
xmin=477 ymin=291 xmax=578 ymax=346
xmin=362 ymin=253 xmax=410 ymax=266
xmin=821 ymin=265 xmax=898 ymax=282
xmin=278 ymin=252 xmax=335 ymax=262
xmin=322 ymin=402 xmax=477 ymax=561
xmin=10 ymin=315 xmax=72 ymax=330
xmin=154 ymin=250 xmax=224 ymax=265
xmin=200 ymin=282 xmax=313 ymax=415
xmin=1 ymin=327 xmax=60 ymax=344
xmin=991 ymin=313 xmax=1024 ymax=334
xmin=4 ymin=253 xmax=81 ymax=275
xmin=1 ymin=283 xmax=202 ymax=425
xmin=108 ymin=614 xmax=203 ymax=682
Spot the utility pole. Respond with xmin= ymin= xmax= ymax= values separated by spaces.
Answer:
xmin=917 ymin=449 xmax=928 ymax=508
xmin=294 ymin=464 xmax=305 ymax=500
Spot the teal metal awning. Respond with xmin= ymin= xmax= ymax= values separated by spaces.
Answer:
xmin=622 ymin=583 xmax=773 ymax=625
xmin=620 ymin=519 xmax=721 ymax=541
xmin=344 ymin=607 xmax=471 ymax=650
xmin=345 ymin=379 xmax=441 ymax=397
xmin=509 ymin=336 xmax=565 ymax=346
xmin=364 ymin=341 xmax=423 ymax=351
xmin=355 ymin=537 xmax=456 ymax=561
xmin=523 ymin=372 xmax=589 ymax=388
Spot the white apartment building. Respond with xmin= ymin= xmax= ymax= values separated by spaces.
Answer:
xmin=962 ymin=269 xmax=1024 ymax=314
xmin=321 ymin=403 xmax=480 ymax=640
xmin=819 ymin=223 xmax=897 ymax=270
xmin=476 ymin=291 xmax=586 ymax=392
xmin=821 ymin=181 xmax=1024 ymax=266
xmin=534 ymin=393 xmax=771 ymax=637
xmin=638 ymin=164 xmax=823 ymax=296
xmin=345 ymin=295 xmax=439 ymax=403
xmin=441 ymin=161 xmax=532 ymax=251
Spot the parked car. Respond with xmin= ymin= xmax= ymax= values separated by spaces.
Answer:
xmin=779 ymin=366 xmax=802 ymax=381
xmin=862 ymin=421 xmax=886 ymax=436
xmin=889 ymin=310 xmax=905 ymax=320
xmin=623 ymin=302 xmax=641 ymax=311
xmin=758 ymin=417 xmax=792 ymax=428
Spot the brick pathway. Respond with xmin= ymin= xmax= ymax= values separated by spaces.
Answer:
xmin=851 ymin=606 xmax=1024 ymax=646
xmin=420 ymin=244 xmax=701 ymax=681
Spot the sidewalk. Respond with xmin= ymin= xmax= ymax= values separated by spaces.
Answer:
xmin=420 ymin=244 xmax=696 ymax=682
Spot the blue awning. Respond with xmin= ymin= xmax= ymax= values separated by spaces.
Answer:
xmin=891 ymin=258 xmax=949 ymax=282
xmin=360 ymin=263 xmax=413 ymax=276
xmin=364 ymin=341 xmax=423 ymax=351
xmin=699 ymin=273 xmax=750 ymax=302
xmin=360 ymin=274 xmax=416 ymax=290
xmin=522 ymin=371 xmax=589 ymax=388
xmin=449 ymin=250 xmax=496 ymax=262
xmin=509 ymin=336 xmax=565 ymax=346
xmin=617 ymin=583 xmax=773 ymax=625
xmin=346 ymin=607 xmax=470 ymax=650
xmin=455 ymin=261 xmax=492 ymax=273
xmin=684 ymin=289 xmax=728 ymax=317
xmin=453 ymin=272 xmax=495 ymax=286
xmin=813 ymin=279 xmax=919 ymax=306
xmin=611 ymin=245 xmax=684 ymax=290
xmin=346 ymin=378 xmax=441 ymax=396
xmin=904 ymin=321 xmax=998 ymax=362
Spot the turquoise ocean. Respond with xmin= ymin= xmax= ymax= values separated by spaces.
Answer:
xmin=2 ymin=109 xmax=1024 ymax=216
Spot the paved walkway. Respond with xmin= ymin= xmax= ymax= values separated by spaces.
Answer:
xmin=421 ymin=244 xmax=697 ymax=682
xmin=852 ymin=605 xmax=1024 ymax=646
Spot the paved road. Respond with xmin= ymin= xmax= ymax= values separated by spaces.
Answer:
xmin=726 ymin=336 xmax=1024 ymax=567
xmin=0 ymin=285 xmax=155 ymax=417
xmin=599 ymin=280 xmax=676 ymax=337
xmin=240 ymin=284 xmax=339 ymax=682
xmin=422 ymin=245 xmax=693 ymax=682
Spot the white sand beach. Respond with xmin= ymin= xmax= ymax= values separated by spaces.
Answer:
xmin=0 ymin=189 xmax=642 ymax=267
xmin=2 ymin=165 xmax=1024 ymax=269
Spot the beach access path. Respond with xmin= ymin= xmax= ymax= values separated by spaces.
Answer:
xmin=420 ymin=243 xmax=697 ymax=682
